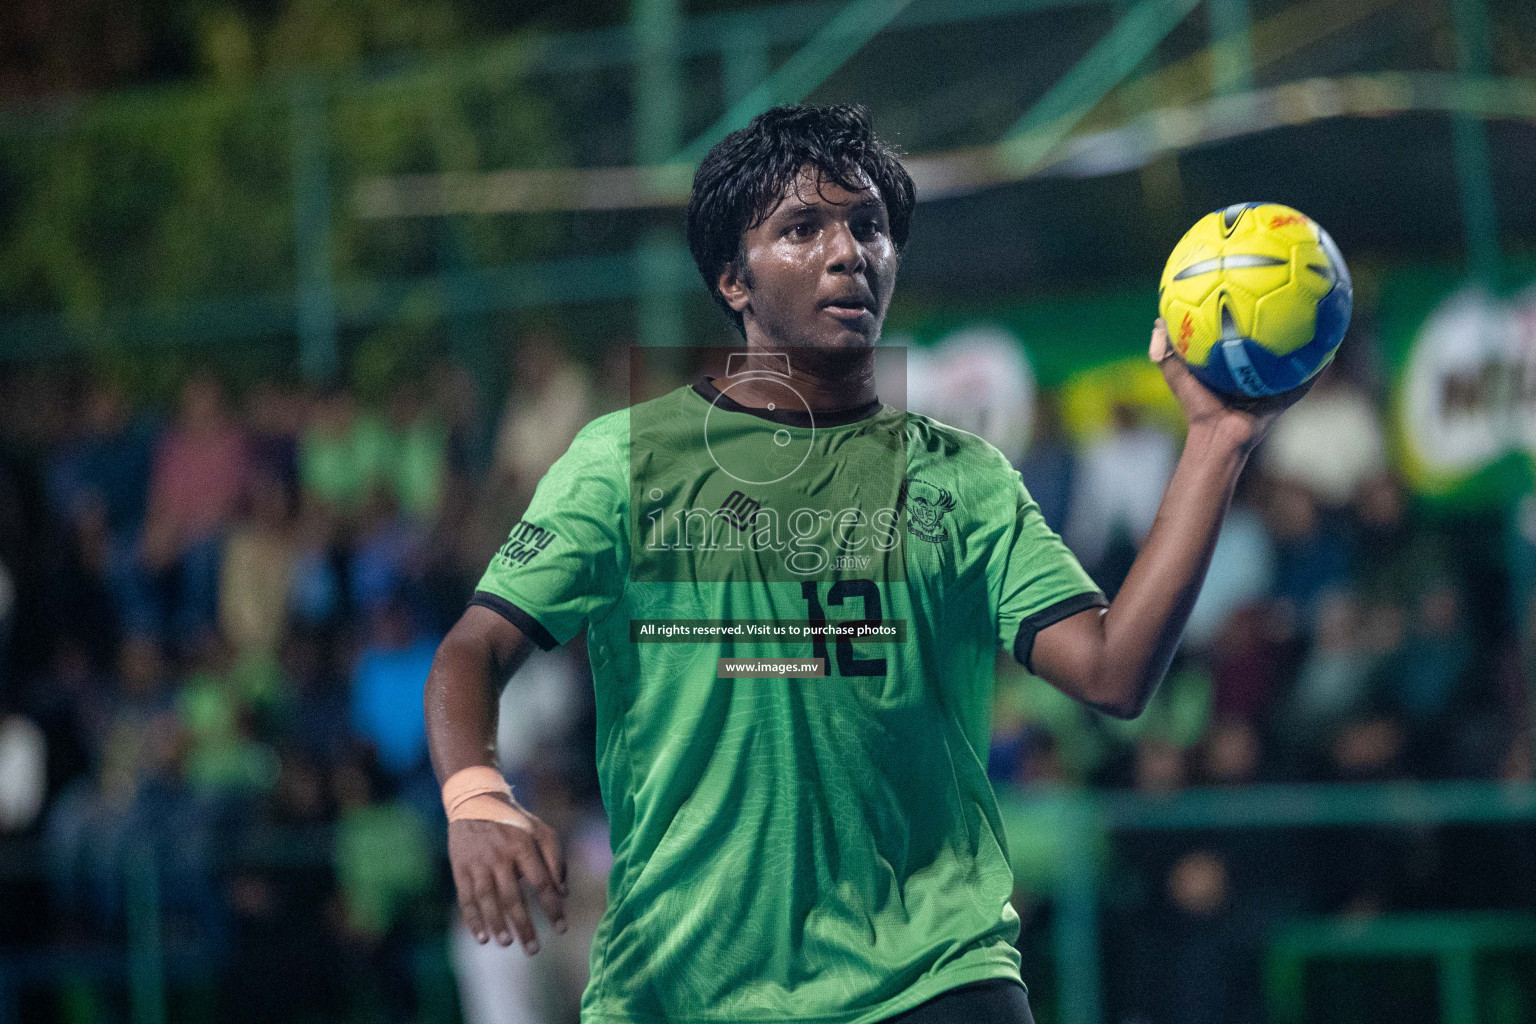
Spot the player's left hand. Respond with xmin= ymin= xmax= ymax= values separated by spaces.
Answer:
xmin=1150 ymin=317 xmax=1312 ymax=452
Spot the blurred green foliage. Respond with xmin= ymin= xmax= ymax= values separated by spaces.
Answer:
xmin=0 ymin=0 xmax=565 ymax=374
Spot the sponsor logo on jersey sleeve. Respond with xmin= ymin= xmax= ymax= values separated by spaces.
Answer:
xmin=496 ymin=520 xmax=557 ymax=566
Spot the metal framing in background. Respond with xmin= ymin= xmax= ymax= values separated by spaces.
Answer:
xmin=19 ymin=779 xmax=1528 ymax=1024
xmin=0 ymin=0 xmax=1515 ymax=370
xmin=999 ymin=0 xmax=1205 ymax=172
xmin=634 ymin=0 xmax=687 ymax=351
xmin=8 ymin=65 xmax=1530 ymax=359
xmin=289 ymin=75 xmax=340 ymax=384
xmin=1032 ymin=778 xmax=1536 ymax=1024
xmin=1207 ymin=0 xmax=1253 ymax=95
xmin=673 ymin=0 xmax=921 ymax=168
xmin=1448 ymin=0 xmax=1500 ymax=285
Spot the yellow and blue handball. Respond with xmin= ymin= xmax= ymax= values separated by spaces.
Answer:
xmin=1158 ymin=202 xmax=1352 ymax=399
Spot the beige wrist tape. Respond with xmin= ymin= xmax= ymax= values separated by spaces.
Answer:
xmin=442 ymin=766 xmax=532 ymax=832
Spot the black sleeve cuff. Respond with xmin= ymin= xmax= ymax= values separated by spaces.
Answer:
xmin=469 ymin=591 xmax=560 ymax=651
xmin=1012 ymin=590 xmax=1109 ymax=674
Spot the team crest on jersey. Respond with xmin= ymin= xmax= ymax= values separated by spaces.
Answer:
xmin=904 ymin=479 xmax=956 ymax=543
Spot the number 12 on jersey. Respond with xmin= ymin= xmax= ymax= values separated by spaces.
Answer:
xmin=800 ymin=580 xmax=887 ymax=678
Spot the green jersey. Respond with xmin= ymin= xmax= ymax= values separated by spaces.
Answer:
xmin=473 ymin=376 xmax=1104 ymax=1024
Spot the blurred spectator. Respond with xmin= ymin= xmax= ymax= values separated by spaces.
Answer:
xmin=333 ymin=751 xmax=431 ymax=936
xmin=1111 ymin=845 xmax=1264 ymax=1024
xmin=417 ymin=487 xmax=482 ymax=635
xmin=1331 ymin=716 xmax=1406 ymax=784
xmin=1182 ymin=501 xmax=1275 ymax=650
xmin=990 ymin=721 xmax=1051 ymax=788
xmin=491 ymin=333 xmax=593 ymax=514
xmin=1209 ymin=602 xmax=1296 ymax=726
xmin=384 ymin=383 xmax=448 ymax=521
xmin=45 ymin=379 xmax=157 ymax=569
xmin=243 ymin=379 xmax=308 ymax=487
xmin=94 ymin=638 xmax=176 ymax=809
xmin=1197 ymin=718 xmax=1263 ymax=788
xmin=428 ymin=360 xmax=488 ymax=475
xmin=1159 ymin=850 xmax=1263 ymax=1024
xmin=349 ymin=493 xmax=427 ymax=619
xmin=24 ymin=641 xmax=109 ymax=807
xmin=289 ymin=496 xmax=345 ymax=628
xmin=1015 ymin=394 xmax=1074 ymax=535
xmin=495 ymin=646 xmax=588 ymax=782
xmin=460 ymin=337 xmax=595 ymax=585
xmin=0 ymin=709 xmax=46 ymax=833
xmin=137 ymin=374 xmax=251 ymax=644
xmin=223 ymin=761 xmax=344 ymax=1024
xmin=44 ymin=380 xmax=158 ymax=649
xmin=1373 ymin=579 xmax=1477 ymax=774
xmin=1132 ymin=738 xmax=1188 ymax=795
xmin=350 ymin=599 xmax=437 ymax=782
xmin=1303 ymin=715 xmax=1422 ymax=915
xmin=177 ymin=637 xmax=280 ymax=798
xmin=1352 ymin=472 xmax=1455 ymax=626
xmin=44 ymin=636 xmax=176 ymax=927
xmin=1064 ymin=402 xmax=1176 ymax=591
xmin=1193 ymin=720 xmax=1298 ymax=903
xmin=277 ymin=629 xmax=352 ymax=767
xmin=301 ymin=390 xmax=392 ymax=517
xmin=333 ymin=748 xmax=432 ymax=1024
xmin=1260 ymin=371 xmax=1386 ymax=507
xmin=1264 ymin=478 xmax=1354 ymax=627
xmin=1277 ymin=593 xmax=1383 ymax=773
xmin=220 ymin=473 xmax=298 ymax=655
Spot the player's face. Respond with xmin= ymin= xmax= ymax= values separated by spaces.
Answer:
xmin=720 ymin=165 xmax=897 ymax=353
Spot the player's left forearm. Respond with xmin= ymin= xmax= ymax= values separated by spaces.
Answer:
xmin=1090 ymin=421 xmax=1252 ymax=716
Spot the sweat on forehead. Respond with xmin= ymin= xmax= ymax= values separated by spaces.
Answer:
xmin=686 ymin=103 xmax=917 ymax=335
xmin=751 ymin=166 xmax=880 ymax=228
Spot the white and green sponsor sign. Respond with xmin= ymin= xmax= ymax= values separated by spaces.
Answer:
xmin=1385 ymin=264 xmax=1536 ymax=508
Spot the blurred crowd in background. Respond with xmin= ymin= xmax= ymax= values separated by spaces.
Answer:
xmin=0 ymin=306 xmax=1533 ymax=1024
xmin=0 ymin=339 xmax=621 ymax=1024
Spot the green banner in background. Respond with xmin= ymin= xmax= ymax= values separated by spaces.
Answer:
xmin=1380 ymin=262 xmax=1536 ymax=510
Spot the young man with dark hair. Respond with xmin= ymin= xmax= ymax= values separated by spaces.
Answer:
xmin=425 ymin=103 xmax=1305 ymax=1023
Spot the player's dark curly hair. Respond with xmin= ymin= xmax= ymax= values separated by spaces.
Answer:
xmin=686 ymin=103 xmax=916 ymax=336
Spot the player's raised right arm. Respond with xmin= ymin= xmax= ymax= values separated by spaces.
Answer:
xmin=425 ymin=605 xmax=569 ymax=953
xmin=1029 ymin=320 xmax=1305 ymax=719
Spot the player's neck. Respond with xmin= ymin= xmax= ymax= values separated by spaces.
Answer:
xmin=724 ymin=342 xmax=878 ymax=413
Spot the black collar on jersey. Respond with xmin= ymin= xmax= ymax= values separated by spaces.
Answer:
xmin=691 ymin=375 xmax=883 ymax=428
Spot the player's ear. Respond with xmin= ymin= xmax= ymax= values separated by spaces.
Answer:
xmin=717 ymin=261 xmax=751 ymax=314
